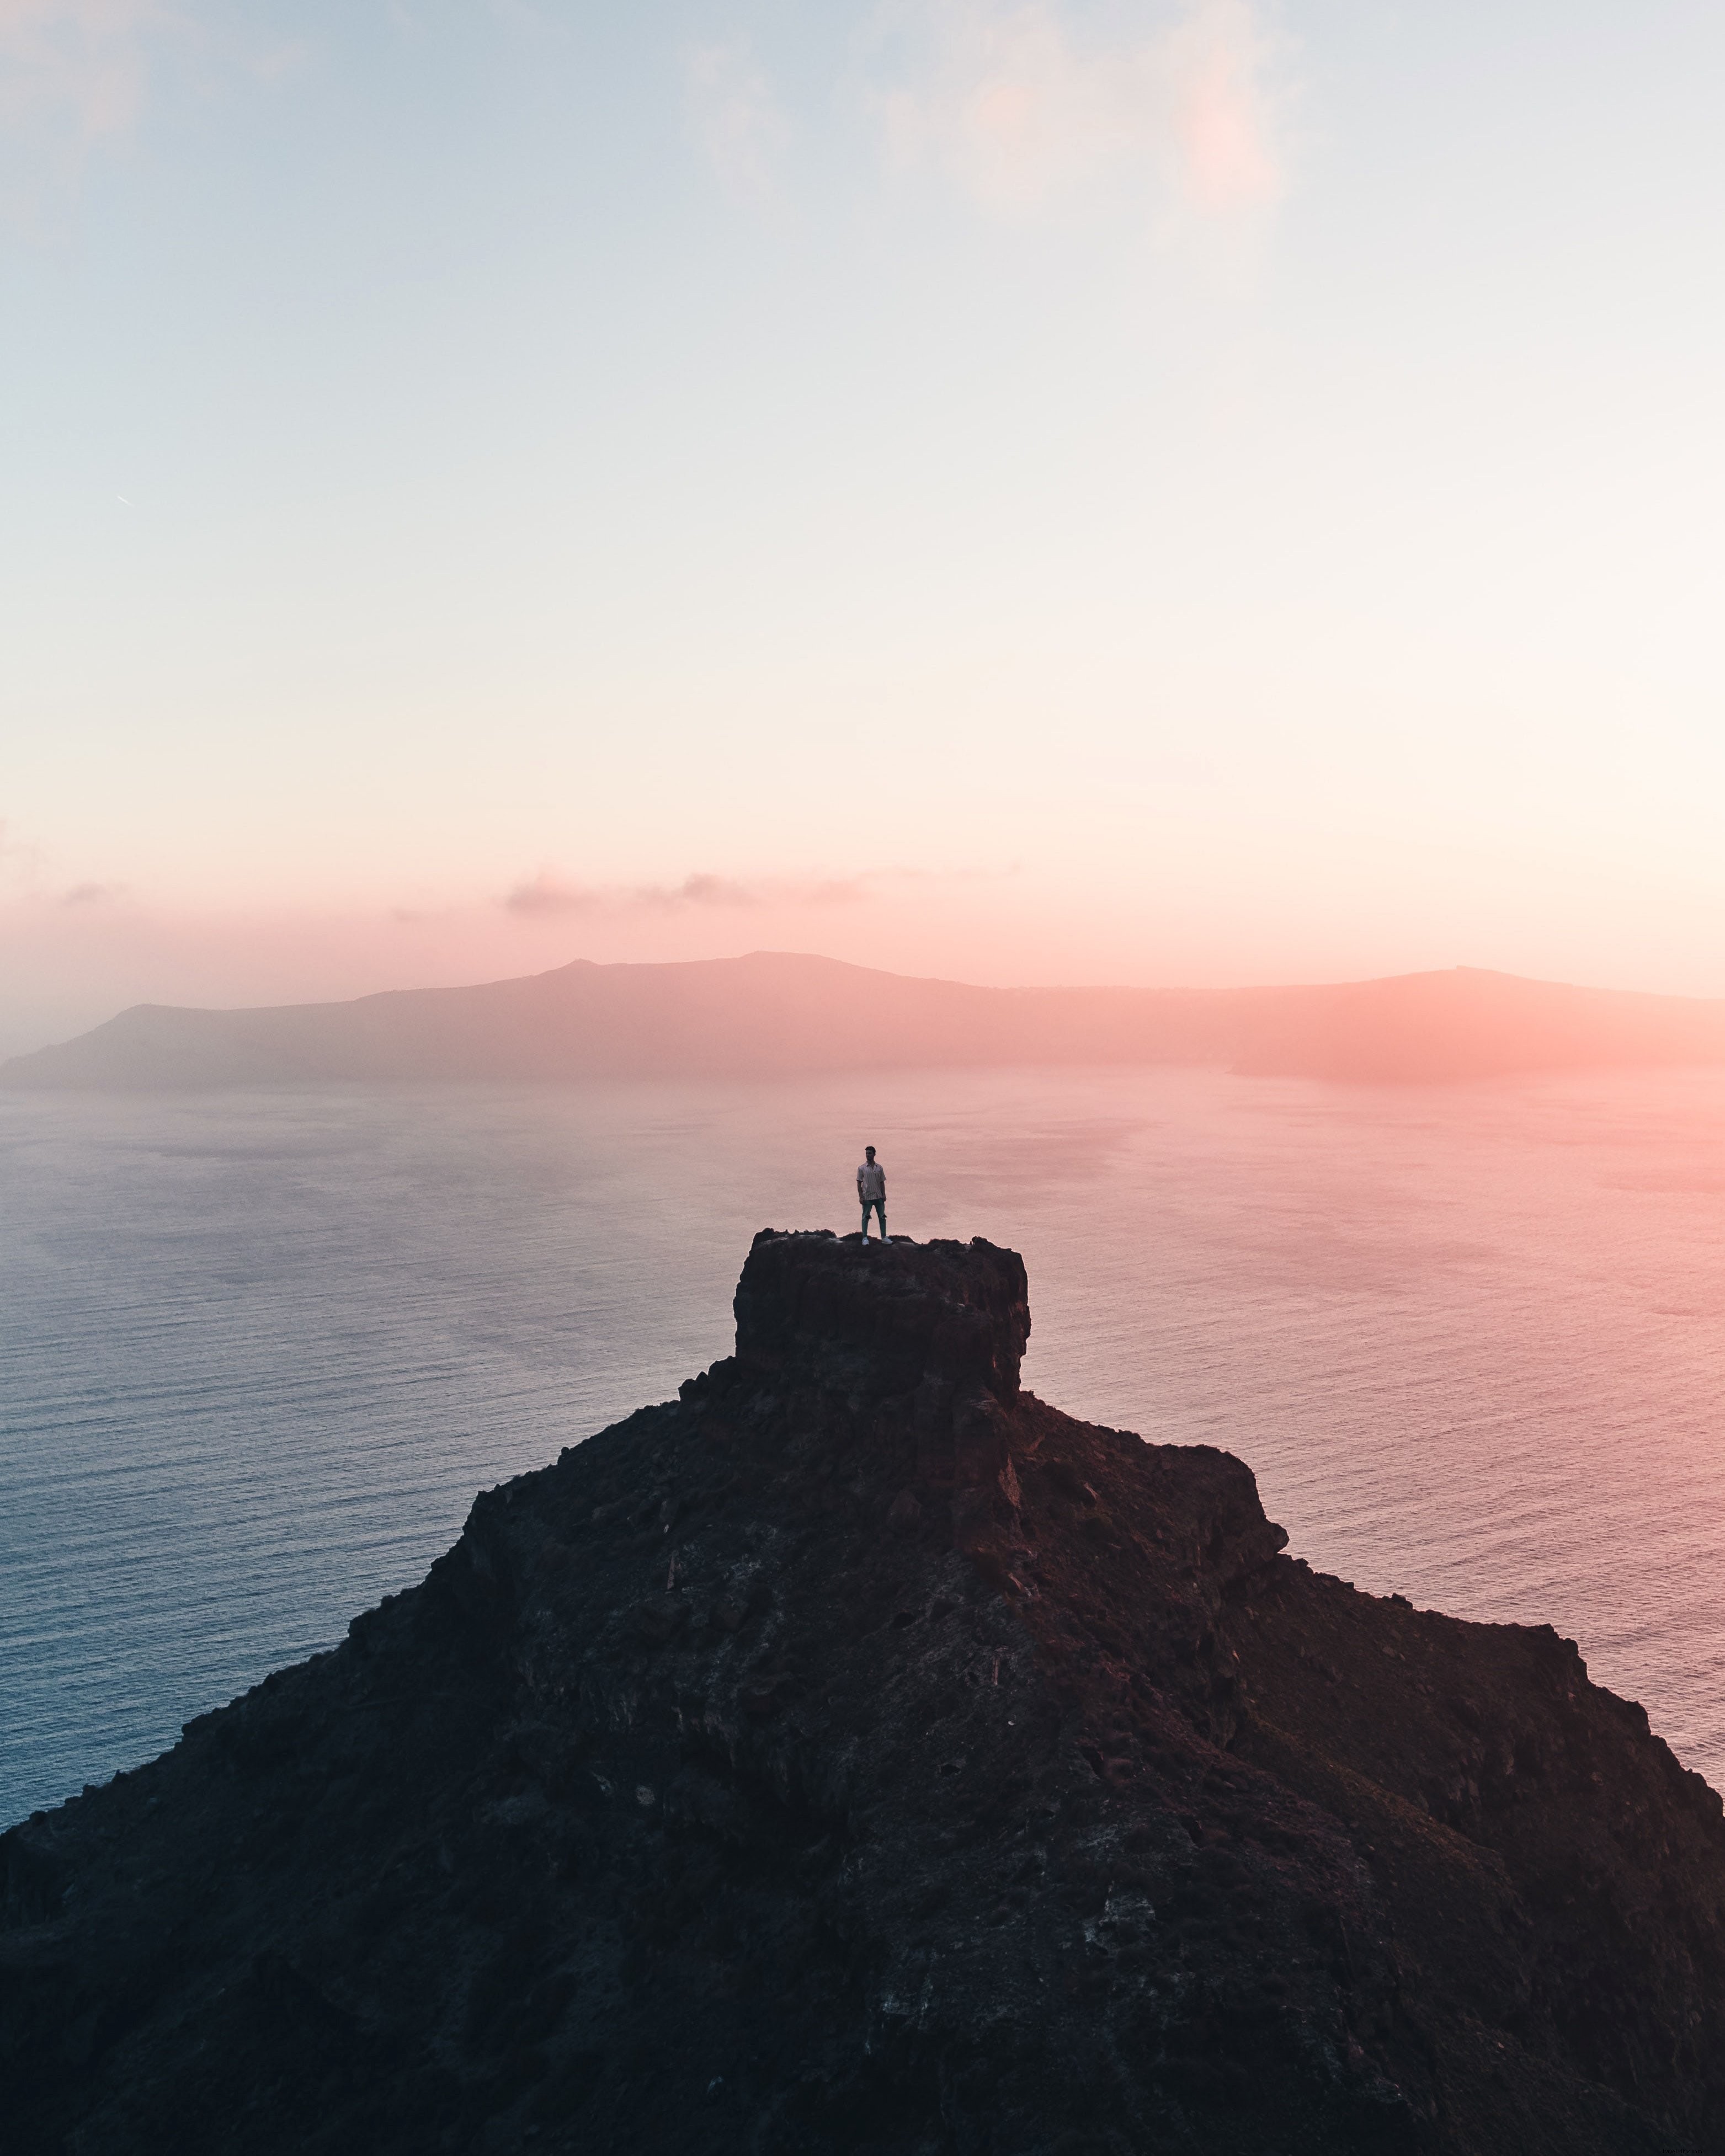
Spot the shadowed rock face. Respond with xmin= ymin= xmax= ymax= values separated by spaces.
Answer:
xmin=4 ymin=1234 xmax=1725 ymax=2156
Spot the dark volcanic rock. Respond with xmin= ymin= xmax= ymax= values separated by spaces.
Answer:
xmin=731 ymin=1230 xmax=1030 ymax=1403
xmin=4 ymin=1229 xmax=1724 ymax=2155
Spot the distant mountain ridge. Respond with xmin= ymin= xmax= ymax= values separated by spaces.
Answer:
xmin=7 ymin=951 xmax=1725 ymax=1088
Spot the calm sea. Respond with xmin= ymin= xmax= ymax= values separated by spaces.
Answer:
xmin=5 ymin=1066 xmax=1725 ymax=1824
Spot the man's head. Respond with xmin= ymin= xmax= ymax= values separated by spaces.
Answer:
xmin=865 ymin=1146 xmax=876 ymax=1161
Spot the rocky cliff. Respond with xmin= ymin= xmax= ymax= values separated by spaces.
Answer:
xmin=4 ymin=1232 xmax=1724 ymax=2154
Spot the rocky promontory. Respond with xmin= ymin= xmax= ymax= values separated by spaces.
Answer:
xmin=4 ymin=1232 xmax=1724 ymax=2153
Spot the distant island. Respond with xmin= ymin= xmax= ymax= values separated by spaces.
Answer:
xmin=8 ymin=951 xmax=1725 ymax=1088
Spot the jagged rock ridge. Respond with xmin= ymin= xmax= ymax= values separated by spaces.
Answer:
xmin=4 ymin=1231 xmax=1724 ymax=2154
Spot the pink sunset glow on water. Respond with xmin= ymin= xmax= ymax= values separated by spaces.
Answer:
xmin=6 ymin=1064 xmax=1725 ymax=1827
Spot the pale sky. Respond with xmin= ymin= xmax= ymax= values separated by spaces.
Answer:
xmin=4 ymin=2 xmax=1725 ymax=1052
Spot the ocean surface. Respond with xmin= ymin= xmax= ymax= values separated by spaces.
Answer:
xmin=4 ymin=1065 xmax=1725 ymax=1825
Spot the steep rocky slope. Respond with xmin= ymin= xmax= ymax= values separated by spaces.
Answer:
xmin=5 ymin=1232 xmax=1723 ymax=2155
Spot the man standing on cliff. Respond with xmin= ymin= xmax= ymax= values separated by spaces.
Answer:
xmin=857 ymin=1146 xmax=887 ymax=1242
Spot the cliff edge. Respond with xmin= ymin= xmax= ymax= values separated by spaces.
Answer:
xmin=4 ymin=1233 xmax=1723 ymax=2154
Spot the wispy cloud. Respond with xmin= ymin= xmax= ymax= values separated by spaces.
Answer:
xmin=1 ymin=4 xmax=309 ymax=223
xmin=503 ymin=871 xmax=868 ymax=920
xmin=681 ymin=35 xmax=791 ymax=205
xmin=0 ymin=0 xmax=177 ymax=221
xmin=871 ymin=0 xmax=1285 ymax=223
xmin=0 ymin=1 xmax=165 ymax=141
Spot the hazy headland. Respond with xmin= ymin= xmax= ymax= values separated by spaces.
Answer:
xmin=10 ymin=951 xmax=1725 ymax=1089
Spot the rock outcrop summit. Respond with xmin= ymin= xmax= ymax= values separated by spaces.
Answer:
xmin=5 ymin=1231 xmax=1724 ymax=2154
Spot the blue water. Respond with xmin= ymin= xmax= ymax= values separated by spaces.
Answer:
xmin=5 ymin=1066 xmax=1725 ymax=1824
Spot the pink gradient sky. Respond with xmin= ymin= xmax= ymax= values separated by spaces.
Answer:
xmin=6 ymin=3 xmax=1725 ymax=1054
